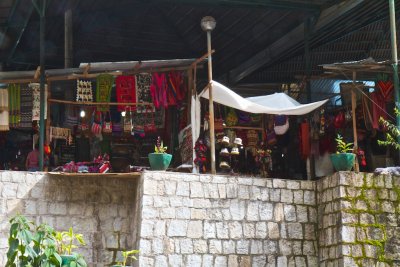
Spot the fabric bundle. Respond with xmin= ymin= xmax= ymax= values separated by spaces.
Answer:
xmin=96 ymin=74 xmax=114 ymax=111
xmin=116 ymin=76 xmax=136 ymax=112
xmin=0 ymin=89 xmax=9 ymax=131
xmin=8 ymin=84 xmax=20 ymax=127
xmin=30 ymin=83 xmax=48 ymax=121
xmin=150 ymin=72 xmax=168 ymax=109
xmin=19 ymin=85 xmax=33 ymax=128
xmin=135 ymin=73 xmax=153 ymax=113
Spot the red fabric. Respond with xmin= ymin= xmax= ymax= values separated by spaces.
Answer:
xmin=377 ymin=80 xmax=394 ymax=102
xmin=116 ymin=76 xmax=136 ymax=111
xmin=167 ymin=71 xmax=186 ymax=106
xmin=299 ymin=122 xmax=310 ymax=159
xmin=371 ymin=91 xmax=386 ymax=129
xmin=150 ymin=73 xmax=168 ymax=109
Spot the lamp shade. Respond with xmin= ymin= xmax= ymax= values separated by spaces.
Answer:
xmin=201 ymin=16 xmax=216 ymax=31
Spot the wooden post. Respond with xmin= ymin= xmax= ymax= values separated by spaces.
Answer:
xmin=206 ymin=31 xmax=216 ymax=174
xmin=46 ymin=81 xmax=51 ymax=144
xmin=352 ymin=71 xmax=360 ymax=172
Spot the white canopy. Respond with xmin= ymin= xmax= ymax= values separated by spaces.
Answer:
xmin=200 ymin=80 xmax=328 ymax=115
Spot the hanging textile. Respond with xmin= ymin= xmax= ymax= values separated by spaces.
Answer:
xmin=30 ymin=83 xmax=48 ymax=121
xmin=20 ymin=85 xmax=33 ymax=128
xmin=377 ymin=80 xmax=394 ymax=103
xmin=371 ymin=91 xmax=386 ymax=130
xmin=167 ymin=71 xmax=186 ymax=106
xmin=50 ymin=126 xmax=72 ymax=144
xmin=0 ymin=89 xmax=9 ymax=131
xmin=8 ymin=84 xmax=20 ymax=127
xmin=116 ymin=76 xmax=136 ymax=112
xmin=96 ymin=74 xmax=114 ymax=111
xmin=76 ymin=80 xmax=93 ymax=102
xmin=135 ymin=73 xmax=153 ymax=113
xmin=150 ymin=72 xmax=167 ymax=109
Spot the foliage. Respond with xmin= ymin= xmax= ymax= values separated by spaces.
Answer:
xmin=378 ymin=108 xmax=400 ymax=150
xmin=55 ymin=227 xmax=86 ymax=255
xmin=115 ymin=249 xmax=140 ymax=267
xmin=154 ymin=136 xmax=168 ymax=153
xmin=6 ymin=214 xmax=62 ymax=267
xmin=335 ymin=134 xmax=354 ymax=154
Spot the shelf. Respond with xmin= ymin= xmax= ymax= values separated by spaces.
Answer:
xmin=224 ymin=126 xmax=263 ymax=131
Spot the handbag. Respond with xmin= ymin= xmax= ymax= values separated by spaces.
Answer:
xmin=144 ymin=105 xmax=157 ymax=133
xmin=123 ymin=107 xmax=133 ymax=133
xmin=274 ymin=115 xmax=289 ymax=135
xmin=103 ymin=111 xmax=113 ymax=134
xmin=91 ymin=110 xmax=102 ymax=135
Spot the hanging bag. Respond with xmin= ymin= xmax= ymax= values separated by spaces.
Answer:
xmin=103 ymin=111 xmax=113 ymax=134
xmin=144 ymin=105 xmax=157 ymax=133
xmin=91 ymin=109 xmax=102 ymax=135
xmin=123 ymin=107 xmax=133 ymax=133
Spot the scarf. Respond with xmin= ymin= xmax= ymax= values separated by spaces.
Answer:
xmin=150 ymin=72 xmax=167 ymax=109
xmin=30 ymin=83 xmax=48 ymax=121
xmin=20 ymin=85 xmax=33 ymax=128
xmin=0 ymin=89 xmax=9 ymax=131
xmin=116 ymin=76 xmax=136 ymax=112
xmin=96 ymin=74 xmax=114 ymax=111
xmin=135 ymin=73 xmax=152 ymax=113
xmin=8 ymin=84 xmax=20 ymax=127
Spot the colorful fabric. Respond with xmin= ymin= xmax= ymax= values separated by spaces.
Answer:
xmin=371 ymin=91 xmax=386 ymax=130
xmin=150 ymin=72 xmax=167 ymax=109
xmin=30 ymin=83 xmax=48 ymax=121
xmin=116 ymin=76 xmax=136 ymax=112
xmin=135 ymin=73 xmax=153 ymax=113
xmin=76 ymin=80 xmax=93 ymax=102
xmin=0 ymin=89 xmax=9 ymax=131
xmin=167 ymin=71 xmax=186 ymax=106
xmin=19 ymin=85 xmax=32 ymax=128
xmin=96 ymin=74 xmax=114 ymax=111
xmin=8 ymin=84 xmax=20 ymax=127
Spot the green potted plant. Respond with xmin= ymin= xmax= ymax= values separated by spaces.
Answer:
xmin=6 ymin=215 xmax=62 ymax=267
xmin=113 ymin=249 xmax=140 ymax=267
xmin=148 ymin=136 xmax=172 ymax=170
xmin=55 ymin=227 xmax=87 ymax=267
xmin=330 ymin=134 xmax=356 ymax=171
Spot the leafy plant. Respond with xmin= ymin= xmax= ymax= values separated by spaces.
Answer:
xmin=115 ymin=249 xmax=140 ymax=267
xmin=154 ymin=136 xmax=168 ymax=153
xmin=6 ymin=214 xmax=62 ymax=267
xmin=335 ymin=134 xmax=353 ymax=153
xmin=378 ymin=108 xmax=400 ymax=150
xmin=55 ymin=227 xmax=86 ymax=255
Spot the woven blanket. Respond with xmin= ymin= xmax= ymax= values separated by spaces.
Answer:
xmin=96 ymin=74 xmax=114 ymax=111
xmin=8 ymin=84 xmax=20 ymax=127
xmin=116 ymin=76 xmax=136 ymax=112
xmin=0 ymin=89 xmax=9 ymax=131
xmin=76 ymin=80 xmax=93 ymax=102
xmin=30 ymin=83 xmax=48 ymax=121
xmin=19 ymin=85 xmax=32 ymax=128
xmin=135 ymin=73 xmax=152 ymax=113
xmin=167 ymin=71 xmax=186 ymax=106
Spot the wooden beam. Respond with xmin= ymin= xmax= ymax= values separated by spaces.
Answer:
xmin=228 ymin=0 xmax=364 ymax=84
xmin=48 ymin=99 xmax=154 ymax=106
xmin=34 ymin=66 xmax=41 ymax=80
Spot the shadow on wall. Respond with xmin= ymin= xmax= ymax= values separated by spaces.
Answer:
xmin=0 ymin=171 xmax=140 ymax=266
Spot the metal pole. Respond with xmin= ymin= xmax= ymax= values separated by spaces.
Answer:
xmin=64 ymin=8 xmax=73 ymax=68
xmin=39 ymin=0 xmax=46 ymax=170
xmin=207 ymin=30 xmax=216 ymax=174
xmin=352 ymin=71 xmax=359 ymax=172
xmin=389 ymin=0 xmax=400 ymax=151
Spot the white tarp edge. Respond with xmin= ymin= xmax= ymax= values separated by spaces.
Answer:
xmin=200 ymin=80 xmax=328 ymax=115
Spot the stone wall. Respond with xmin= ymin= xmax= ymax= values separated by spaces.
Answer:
xmin=138 ymin=172 xmax=319 ymax=267
xmin=0 ymin=171 xmax=139 ymax=266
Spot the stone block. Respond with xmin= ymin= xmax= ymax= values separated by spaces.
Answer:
xmin=259 ymin=202 xmax=273 ymax=221
xmin=228 ymin=255 xmax=239 ymax=267
xmin=153 ymin=196 xmax=170 ymax=208
xmin=277 ymin=256 xmax=288 ymax=266
xmin=213 ymin=175 xmax=228 ymax=184
xmin=139 ymin=257 xmax=154 ymax=267
xmin=294 ymin=190 xmax=304 ymax=204
xmin=202 ymin=255 xmax=214 ymax=267
xmin=268 ymin=222 xmax=279 ymax=239
xmin=375 ymin=175 xmax=385 ymax=188
xmin=193 ymin=240 xmax=208 ymax=253
xmin=204 ymin=221 xmax=216 ymax=239
xmin=251 ymin=186 xmax=261 ymax=200
xmin=140 ymin=220 xmax=154 ymax=238
xmin=274 ymin=203 xmax=284 ymax=222
xmin=279 ymin=240 xmax=292 ymax=255
xmin=180 ymin=238 xmax=193 ymax=254
xmin=247 ymin=201 xmax=259 ymax=221
xmin=342 ymin=212 xmax=358 ymax=224
xmin=223 ymin=240 xmax=236 ymax=254
xmin=243 ymin=223 xmax=255 ymax=238
xmin=367 ymin=226 xmax=383 ymax=240
xmin=264 ymin=240 xmax=278 ymax=254
xmin=260 ymin=188 xmax=269 ymax=201
xmin=307 ymin=256 xmax=318 ymax=267
xmin=236 ymin=240 xmax=249 ymax=254
xmin=303 ymin=241 xmax=315 ymax=255
xmin=341 ymin=226 xmax=356 ymax=243
xmin=2 ymin=183 xmax=18 ymax=198
xmin=168 ymin=255 xmax=183 ymax=267
xmin=218 ymin=184 xmax=227 ymax=199
xmin=152 ymin=238 xmax=164 ymax=254
xmin=167 ymin=220 xmax=188 ymax=237
xmin=238 ymin=185 xmax=250 ymax=199
xmin=297 ymin=205 xmax=308 ymax=223
xmin=191 ymin=208 xmax=206 ymax=220
xmin=154 ymin=221 xmax=166 ymax=236
xmin=190 ymin=182 xmax=204 ymax=198
xmin=294 ymin=257 xmax=306 ymax=267
xmin=164 ymin=181 xmax=177 ymax=195
xmin=143 ymin=180 xmax=158 ymax=195
xmin=280 ymin=222 xmax=287 ymax=238
xmin=304 ymin=224 xmax=316 ymax=240
xmin=214 ymin=256 xmax=227 ymax=267
xmin=281 ymin=189 xmax=294 ymax=203
xmin=301 ymin=181 xmax=314 ymax=190
xmin=209 ymin=239 xmax=222 ymax=254
xmin=222 ymin=209 xmax=232 ymax=220
xmin=304 ymin=190 xmax=315 ymax=205
xmin=253 ymin=178 xmax=266 ymax=187
xmin=216 ymin=222 xmax=229 ymax=239
xmin=183 ymin=173 xmax=200 ymax=182
xmin=231 ymin=199 xmax=246 ymax=220
xmin=250 ymin=240 xmax=263 ymax=255
xmin=273 ymin=179 xmax=286 ymax=188
xmin=270 ymin=189 xmax=281 ymax=202
xmin=308 ymin=207 xmax=317 ymax=223
xmin=49 ymin=202 xmax=67 ymax=215
xmin=186 ymin=254 xmax=201 ymax=267
xmin=176 ymin=207 xmax=191 ymax=219
xmin=382 ymin=201 xmax=394 ymax=213
xmin=192 ymin=199 xmax=211 ymax=209
xmin=176 ymin=182 xmax=190 ymax=196
xmin=187 ymin=220 xmax=203 ymax=238
xmin=226 ymin=184 xmax=238 ymax=198
xmin=142 ymin=207 xmax=159 ymax=219
xmin=292 ymin=240 xmax=302 ymax=255
xmin=351 ymin=244 xmax=363 ymax=257
xmin=229 ymin=221 xmax=243 ymax=239
xmin=378 ymin=189 xmax=389 ymax=200
xmin=255 ymin=222 xmax=267 ymax=239
xmin=288 ymin=222 xmax=303 ymax=239
xmin=284 ymin=204 xmax=296 ymax=222
xmin=169 ymin=196 xmax=183 ymax=207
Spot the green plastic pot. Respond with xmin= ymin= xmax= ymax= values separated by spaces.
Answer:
xmin=61 ymin=255 xmax=77 ymax=266
xmin=330 ymin=153 xmax=355 ymax=171
xmin=148 ymin=153 xmax=172 ymax=170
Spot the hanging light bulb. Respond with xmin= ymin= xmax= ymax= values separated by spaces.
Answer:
xmin=80 ymin=110 xmax=86 ymax=118
xmin=121 ymin=111 xmax=126 ymax=117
